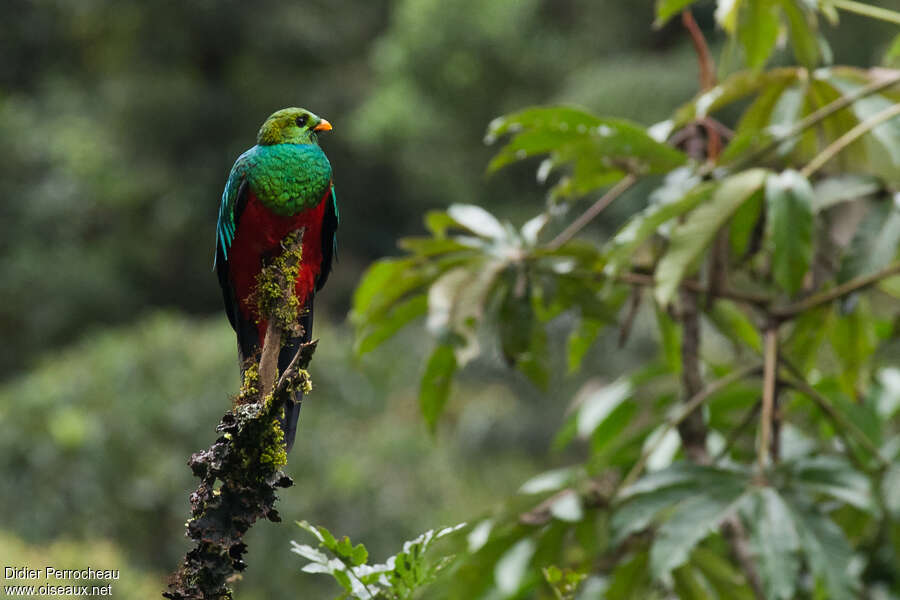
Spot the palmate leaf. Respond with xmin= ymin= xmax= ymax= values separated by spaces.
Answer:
xmin=486 ymin=106 xmax=688 ymax=199
xmin=614 ymin=463 xmax=752 ymax=578
xmin=746 ymin=488 xmax=801 ymax=600
xmin=655 ymin=169 xmax=769 ymax=306
xmin=785 ymin=496 xmax=860 ymax=600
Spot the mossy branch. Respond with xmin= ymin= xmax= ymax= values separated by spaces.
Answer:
xmin=164 ymin=229 xmax=314 ymax=600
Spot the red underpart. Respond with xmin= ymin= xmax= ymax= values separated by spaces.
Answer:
xmin=228 ymin=188 xmax=328 ymax=342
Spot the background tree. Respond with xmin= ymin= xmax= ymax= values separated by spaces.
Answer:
xmin=1 ymin=1 xmax=898 ymax=598
xmin=336 ymin=1 xmax=900 ymax=598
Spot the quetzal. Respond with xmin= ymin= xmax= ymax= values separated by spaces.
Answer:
xmin=214 ymin=107 xmax=338 ymax=451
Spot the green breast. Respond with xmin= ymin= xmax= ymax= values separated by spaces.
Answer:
xmin=244 ymin=144 xmax=332 ymax=215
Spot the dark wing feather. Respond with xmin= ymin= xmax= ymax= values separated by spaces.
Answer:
xmin=316 ymin=183 xmax=339 ymax=291
xmin=215 ymin=179 xmax=258 ymax=361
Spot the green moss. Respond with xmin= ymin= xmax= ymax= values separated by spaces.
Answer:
xmin=250 ymin=230 xmax=305 ymax=336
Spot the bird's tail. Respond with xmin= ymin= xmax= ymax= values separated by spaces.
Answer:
xmin=278 ymin=302 xmax=313 ymax=452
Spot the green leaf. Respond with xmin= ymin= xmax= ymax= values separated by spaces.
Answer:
xmin=672 ymin=68 xmax=799 ymax=127
xmin=612 ymin=484 xmax=697 ymax=544
xmin=766 ymin=169 xmax=814 ymax=296
xmin=655 ymin=304 xmax=683 ymax=373
xmin=739 ymin=0 xmax=779 ymax=68
xmin=419 ymin=343 xmax=457 ymax=432
xmin=650 ymin=485 xmax=749 ymax=577
xmin=576 ymin=378 xmax=632 ymax=439
xmin=812 ymin=175 xmax=883 ymax=212
xmin=779 ymin=0 xmax=819 ymax=68
xmin=750 ymin=488 xmax=800 ymax=600
xmin=837 ymin=198 xmax=900 ymax=283
xmin=828 ymin=300 xmax=877 ymax=393
xmin=655 ymin=169 xmax=768 ymax=305
xmin=788 ymin=500 xmax=859 ymax=600
xmin=487 ymin=107 xmax=688 ymax=195
xmin=691 ymin=547 xmax=757 ymax=599
xmin=498 ymin=274 xmax=534 ymax=365
xmin=606 ymin=551 xmax=653 ymax=600
xmin=728 ymin=187 xmax=764 ymax=259
xmin=786 ymin=455 xmax=873 ymax=511
xmin=655 ymin=0 xmax=698 ymax=27
xmin=672 ymin=565 xmax=712 ymax=600
xmin=603 ymin=179 xmax=712 ymax=276
xmin=355 ymin=294 xmax=428 ymax=356
xmin=351 ymin=543 xmax=369 ymax=567
xmin=885 ymin=33 xmax=900 ymax=68
xmin=566 ymin=317 xmax=604 ymax=374
xmin=707 ymin=300 xmax=763 ymax=353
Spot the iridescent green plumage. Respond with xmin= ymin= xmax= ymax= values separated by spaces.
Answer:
xmin=216 ymin=108 xmax=334 ymax=260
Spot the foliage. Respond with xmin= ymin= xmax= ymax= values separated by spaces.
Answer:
xmin=346 ymin=1 xmax=900 ymax=598
xmin=292 ymin=521 xmax=465 ymax=599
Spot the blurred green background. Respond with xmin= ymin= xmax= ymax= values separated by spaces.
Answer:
xmin=1 ymin=0 xmax=894 ymax=597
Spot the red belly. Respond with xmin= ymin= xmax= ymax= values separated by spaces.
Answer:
xmin=228 ymin=189 xmax=327 ymax=342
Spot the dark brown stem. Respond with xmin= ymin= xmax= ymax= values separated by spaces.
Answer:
xmin=721 ymin=517 xmax=767 ymax=600
xmin=678 ymin=288 xmax=709 ymax=463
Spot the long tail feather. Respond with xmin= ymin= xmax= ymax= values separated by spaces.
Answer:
xmin=278 ymin=302 xmax=313 ymax=452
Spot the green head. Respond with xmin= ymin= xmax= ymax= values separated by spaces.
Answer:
xmin=256 ymin=107 xmax=332 ymax=146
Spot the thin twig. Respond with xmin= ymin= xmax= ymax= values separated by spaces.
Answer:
xmin=612 ymin=271 xmax=773 ymax=307
xmin=757 ymin=327 xmax=779 ymax=474
xmin=617 ymin=363 xmax=763 ymax=494
xmin=727 ymin=70 xmax=900 ymax=172
xmin=682 ymin=10 xmax=716 ymax=90
xmin=546 ymin=175 xmax=637 ymax=250
xmin=832 ymin=0 xmax=900 ymax=24
xmin=713 ymin=400 xmax=761 ymax=463
xmin=772 ymin=260 xmax=900 ymax=319
xmin=802 ymin=102 xmax=900 ymax=177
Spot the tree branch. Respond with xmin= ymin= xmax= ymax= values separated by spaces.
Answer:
xmin=802 ymin=102 xmax=900 ymax=177
xmin=772 ymin=260 xmax=900 ymax=319
xmin=618 ymin=363 xmax=762 ymax=494
xmin=757 ymin=326 xmax=779 ymax=475
xmin=547 ymin=175 xmax=637 ymax=250
xmin=165 ymin=230 xmax=312 ymax=600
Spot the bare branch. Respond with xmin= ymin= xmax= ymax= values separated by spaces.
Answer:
xmin=772 ymin=260 xmax=900 ymax=319
xmin=546 ymin=175 xmax=637 ymax=250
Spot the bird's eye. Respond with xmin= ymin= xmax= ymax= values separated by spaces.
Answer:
xmin=295 ymin=115 xmax=309 ymax=127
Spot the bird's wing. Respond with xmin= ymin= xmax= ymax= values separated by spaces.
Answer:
xmin=214 ymin=152 xmax=252 ymax=336
xmin=316 ymin=182 xmax=340 ymax=291
xmin=215 ymin=148 xmax=257 ymax=264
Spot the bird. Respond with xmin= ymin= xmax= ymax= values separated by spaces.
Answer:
xmin=214 ymin=107 xmax=338 ymax=451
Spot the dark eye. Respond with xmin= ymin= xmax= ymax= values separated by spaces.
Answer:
xmin=295 ymin=115 xmax=309 ymax=127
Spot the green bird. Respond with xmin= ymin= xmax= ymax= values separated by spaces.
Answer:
xmin=215 ymin=107 xmax=338 ymax=451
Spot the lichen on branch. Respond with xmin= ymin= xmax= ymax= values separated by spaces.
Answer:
xmin=165 ymin=229 xmax=314 ymax=600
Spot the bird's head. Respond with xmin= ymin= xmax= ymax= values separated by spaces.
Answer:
xmin=256 ymin=107 xmax=332 ymax=146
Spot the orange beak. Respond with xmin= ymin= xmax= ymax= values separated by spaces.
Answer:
xmin=313 ymin=119 xmax=333 ymax=132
